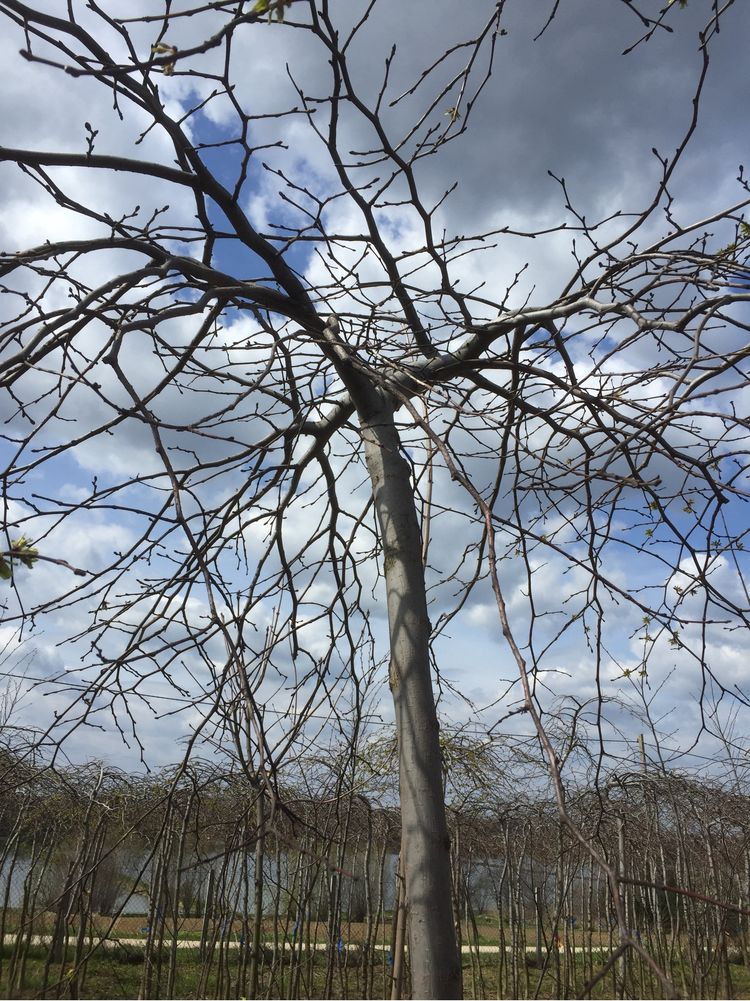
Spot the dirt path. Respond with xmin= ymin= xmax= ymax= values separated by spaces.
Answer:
xmin=4 ymin=934 xmax=612 ymax=956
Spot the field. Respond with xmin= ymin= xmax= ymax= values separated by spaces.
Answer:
xmin=3 ymin=914 xmax=750 ymax=1000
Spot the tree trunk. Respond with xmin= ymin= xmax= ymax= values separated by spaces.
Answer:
xmin=249 ymin=789 xmax=266 ymax=1000
xmin=361 ymin=396 xmax=462 ymax=999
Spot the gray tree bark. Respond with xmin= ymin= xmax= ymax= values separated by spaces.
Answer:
xmin=360 ymin=393 xmax=462 ymax=999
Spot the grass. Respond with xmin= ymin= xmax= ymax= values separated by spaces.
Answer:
xmin=3 ymin=941 xmax=750 ymax=999
xmin=4 ymin=910 xmax=750 ymax=999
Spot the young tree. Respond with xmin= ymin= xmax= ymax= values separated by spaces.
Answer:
xmin=1 ymin=1 xmax=749 ymax=995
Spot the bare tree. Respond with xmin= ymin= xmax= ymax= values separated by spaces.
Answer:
xmin=1 ymin=1 xmax=750 ymax=995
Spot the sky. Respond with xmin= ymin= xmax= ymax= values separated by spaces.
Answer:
xmin=1 ymin=0 xmax=750 ymax=789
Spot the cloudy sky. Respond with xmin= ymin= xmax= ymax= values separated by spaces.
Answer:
xmin=1 ymin=0 xmax=749 ymax=785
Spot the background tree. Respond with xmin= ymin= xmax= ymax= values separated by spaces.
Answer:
xmin=1 ymin=0 xmax=750 ymax=996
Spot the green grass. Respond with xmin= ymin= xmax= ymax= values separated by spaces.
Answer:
xmin=3 ymin=942 xmax=750 ymax=999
